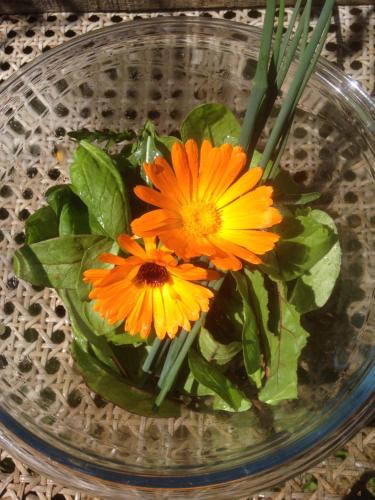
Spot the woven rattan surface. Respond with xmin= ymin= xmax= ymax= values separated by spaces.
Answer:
xmin=0 ymin=5 xmax=374 ymax=500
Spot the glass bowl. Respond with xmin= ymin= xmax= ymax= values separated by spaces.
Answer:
xmin=0 ymin=18 xmax=374 ymax=499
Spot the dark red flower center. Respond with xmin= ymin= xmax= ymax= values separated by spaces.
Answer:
xmin=135 ymin=262 xmax=170 ymax=287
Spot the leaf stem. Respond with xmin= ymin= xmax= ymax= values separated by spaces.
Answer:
xmin=239 ymin=0 xmax=276 ymax=154
xmin=260 ymin=0 xmax=335 ymax=171
xmin=142 ymin=337 xmax=161 ymax=374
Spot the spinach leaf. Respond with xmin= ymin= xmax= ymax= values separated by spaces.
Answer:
xmin=188 ymin=349 xmax=251 ymax=411
xmin=70 ymin=141 xmax=130 ymax=239
xmin=259 ymin=281 xmax=309 ymax=405
xmin=76 ymin=238 xmax=118 ymax=301
xmin=105 ymin=329 xmax=144 ymax=346
xmin=13 ymin=235 xmax=102 ymax=289
xmin=289 ymin=210 xmax=341 ymax=313
xmin=127 ymin=121 xmax=179 ymax=181
xmin=68 ymin=128 xmax=135 ymax=146
xmin=60 ymin=289 xmax=119 ymax=372
xmin=198 ymin=327 xmax=241 ymax=366
xmin=25 ymin=206 xmax=59 ymax=244
xmin=184 ymin=373 xmax=251 ymax=412
xmin=72 ymin=341 xmax=180 ymax=418
xmin=261 ymin=208 xmax=338 ymax=281
xmin=180 ymin=103 xmax=241 ymax=146
xmin=233 ymin=270 xmax=263 ymax=388
xmin=46 ymin=184 xmax=75 ymax=218
xmin=59 ymin=196 xmax=91 ymax=236
xmin=272 ymin=170 xmax=320 ymax=205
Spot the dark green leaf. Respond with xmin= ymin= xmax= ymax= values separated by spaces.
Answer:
xmin=272 ymin=170 xmax=321 ymax=205
xmin=59 ymin=196 xmax=91 ymax=236
xmin=76 ymin=238 xmax=118 ymax=301
xmin=46 ymin=184 xmax=75 ymax=218
xmin=70 ymin=141 xmax=130 ymax=239
xmin=71 ymin=341 xmax=180 ymax=418
xmin=68 ymin=128 xmax=135 ymax=145
xmin=198 ymin=327 xmax=241 ymax=366
xmin=180 ymin=103 xmax=241 ymax=147
xmin=233 ymin=270 xmax=263 ymax=388
xmin=13 ymin=235 xmax=102 ymax=289
xmin=25 ymin=206 xmax=59 ymax=244
xmin=259 ymin=281 xmax=309 ymax=405
xmin=289 ymin=210 xmax=341 ymax=313
xmin=188 ymin=349 xmax=251 ymax=411
xmin=262 ymin=208 xmax=338 ymax=281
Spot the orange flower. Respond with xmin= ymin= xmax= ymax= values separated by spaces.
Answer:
xmin=131 ymin=139 xmax=282 ymax=271
xmin=83 ymin=234 xmax=219 ymax=340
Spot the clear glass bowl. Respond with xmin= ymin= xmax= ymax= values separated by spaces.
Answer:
xmin=0 ymin=18 xmax=374 ymax=499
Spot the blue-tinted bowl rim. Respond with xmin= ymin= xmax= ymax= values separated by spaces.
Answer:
xmin=0 ymin=17 xmax=374 ymax=490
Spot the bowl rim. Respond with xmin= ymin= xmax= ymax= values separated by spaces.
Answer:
xmin=0 ymin=15 xmax=374 ymax=493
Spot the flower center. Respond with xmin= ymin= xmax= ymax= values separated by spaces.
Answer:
xmin=181 ymin=202 xmax=221 ymax=237
xmin=135 ymin=262 xmax=170 ymax=287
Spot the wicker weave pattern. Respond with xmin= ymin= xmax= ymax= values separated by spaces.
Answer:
xmin=0 ymin=6 xmax=374 ymax=500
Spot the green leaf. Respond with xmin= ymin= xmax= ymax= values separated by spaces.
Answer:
xmin=249 ymin=149 xmax=273 ymax=172
xmin=289 ymin=210 xmax=341 ymax=313
xmin=71 ymin=341 xmax=180 ymax=418
xmin=59 ymin=196 xmax=91 ymax=236
xmin=184 ymin=373 xmax=250 ymax=413
xmin=76 ymin=238 xmax=118 ymax=301
xmin=262 ymin=208 xmax=338 ymax=281
xmin=68 ymin=128 xmax=135 ymax=145
xmin=13 ymin=235 xmax=102 ymax=289
xmin=127 ymin=121 xmax=179 ymax=181
xmin=259 ymin=281 xmax=309 ymax=405
xmin=60 ymin=289 xmax=120 ymax=373
xmin=198 ymin=327 xmax=241 ymax=366
xmin=25 ymin=206 xmax=59 ymax=244
xmin=188 ymin=349 xmax=251 ymax=411
xmin=46 ymin=184 xmax=75 ymax=218
xmin=180 ymin=103 xmax=241 ymax=147
xmin=83 ymin=300 xmax=120 ymax=335
xmin=70 ymin=141 xmax=130 ymax=239
xmin=272 ymin=170 xmax=321 ymax=205
xmin=233 ymin=270 xmax=263 ymax=388
xmin=104 ymin=329 xmax=144 ymax=346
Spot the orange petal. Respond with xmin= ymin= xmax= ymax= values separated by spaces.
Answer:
xmin=152 ymin=287 xmax=166 ymax=340
xmin=216 ymin=167 xmax=263 ymax=209
xmin=131 ymin=209 xmax=181 ymax=237
xmin=83 ymin=268 xmax=110 ymax=285
xmin=117 ymin=234 xmax=147 ymax=259
xmin=99 ymin=253 xmax=130 ymax=266
xmin=185 ymin=139 xmax=199 ymax=195
xmin=169 ymin=263 xmax=220 ymax=281
xmin=125 ymin=288 xmax=146 ymax=335
xmin=210 ymin=254 xmax=243 ymax=271
xmin=221 ymin=206 xmax=283 ymax=230
xmin=199 ymin=139 xmax=213 ymax=174
xmin=210 ymin=235 xmax=262 ymax=265
xmin=171 ymin=141 xmax=191 ymax=200
xmin=133 ymin=185 xmax=178 ymax=211
xmin=219 ymin=229 xmax=280 ymax=255
xmin=211 ymin=147 xmax=247 ymax=200
xmin=143 ymin=236 xmax=157 ymax=255
xmin=145 ymin=158 xmax=186 ymax=204
xmin=138 ymin=288 xmax=153 ymax=339
xmin=198 ymin=144 xmax=233 ymax=199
